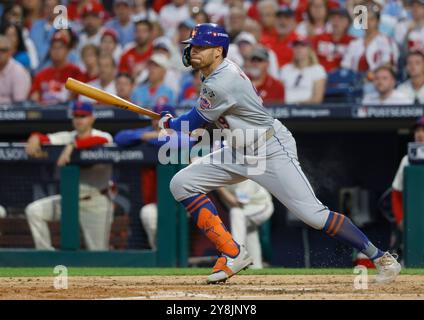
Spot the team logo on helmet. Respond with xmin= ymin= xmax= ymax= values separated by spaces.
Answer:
xmin=191 ymin=29 xmax=198 ymax=37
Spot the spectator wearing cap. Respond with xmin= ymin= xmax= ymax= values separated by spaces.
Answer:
xmin=312 ymin=8 xmax=355 ymax=72
xmin=394 ymin=0 xmax=424 ymax=53
xmin=230 ymin=31 xmax=280 ymax=78
xmin=131 ymin=53 xmax=176 ymax=108
xmin=100 ymin=29 xmax=123 ymax=65
xmin=176 ymin=19 xmax=197 ymax=54
xmin=261 ymin=6 xmax=300 ymax=68
xmin=398 ymin=51 xmax=424 ymax=103
xmin=40 ymin=29 xmax=80 ymax=70
xmin=0 ymin=23 xmax=38 ymax=72
xmin=80 ymin=44 xmax=99 ymax=83
xmin=296 ymin=0 xmax=331 ymax=38
xmin=29 ymin=0 xmax=61 ymax=69
xmin=159 ymin=0 xmax=190 ymax=38
xmin=30 ymin=32 xmax=84 ymax=105
xmin=341 ymin=4 xmax=399 ymax=74
xmin=116 ymin=72 xmax=135 ymax=101
xmin=245 ymin=46 xmax=285 ymax=105
xmin=25 ymin=101 xmax=114 ymax=251
xmin=391 ymin=116 xmax=424 ymax=232
xmin=118 ymin=19 xmax=154 ymax=81
xmin=132 ymin=0 xmax=158 ymax=23
xmin=0 ymin=35 xmax=31 ymax=104
xmin=279 ymin=37 xmax=327 ymax=104
xmin=77 ymin=2 xmax=106 ymax=54
xmin=105 ymin=0 xmax=135 ymax=47
xmin=362 ymin=65 xmax=414 ymax=105
xmin=67 ymin=0 xmax=107 ymax=22
xmin=80 ymin=53 xmax=117 ymax=104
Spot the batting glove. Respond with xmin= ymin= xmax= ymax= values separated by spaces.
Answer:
xmin=158 ymin=111 xmax=173 ymax=129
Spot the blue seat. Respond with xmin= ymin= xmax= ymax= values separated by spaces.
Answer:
xmin=324 ymin=68 xmax=364 ymax=104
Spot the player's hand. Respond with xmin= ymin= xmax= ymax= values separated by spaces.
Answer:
xmin=57 ymin=143 xmax=74 ymax=167
xmin=26 ymin=135 xmax=43 ymax=158
xmin=158 ymin=111 xmax=173 ymax=129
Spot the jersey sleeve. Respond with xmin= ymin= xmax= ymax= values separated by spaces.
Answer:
xmin=46 ymin=131 xmax=75 ymax=145
xmin=195 ymin=82 xmax=236 ymax=122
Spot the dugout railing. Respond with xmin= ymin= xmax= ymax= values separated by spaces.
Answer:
xmin=0 ymin=144 xmax=189 ymax=267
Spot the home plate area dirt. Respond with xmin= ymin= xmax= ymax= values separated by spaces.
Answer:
xmin=0 ymin=275 xmax=423 ymax=299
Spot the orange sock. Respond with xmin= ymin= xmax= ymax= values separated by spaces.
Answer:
xmin=181 ymin=194 xmax=240 ymax=257
xmin=197 ymin=207 xmax=240 ymax=257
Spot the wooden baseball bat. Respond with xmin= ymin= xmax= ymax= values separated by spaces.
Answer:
xmin=65 ymin=77 xmax=161 ymax=120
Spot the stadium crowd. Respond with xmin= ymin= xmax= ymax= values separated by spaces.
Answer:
xmin=0 ymin=0 xmax=423 ymax=107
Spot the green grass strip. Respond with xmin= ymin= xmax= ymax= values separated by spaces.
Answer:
xmin=1 ymin=267 xmax=423 ymax=277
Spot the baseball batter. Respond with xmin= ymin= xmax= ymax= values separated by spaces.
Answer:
xmin=158 ymin=23 xmax=401 ymax=284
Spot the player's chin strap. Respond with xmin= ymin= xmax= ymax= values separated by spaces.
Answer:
xmin=182 ymin=45 xmax=192 ymax=67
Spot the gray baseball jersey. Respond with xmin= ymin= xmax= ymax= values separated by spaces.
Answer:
xmin=196 ymin=59 xmax=274 ymax=131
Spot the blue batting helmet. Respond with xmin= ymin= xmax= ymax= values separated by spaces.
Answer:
xmin=181 ymin=23 xmax=230 ymax=67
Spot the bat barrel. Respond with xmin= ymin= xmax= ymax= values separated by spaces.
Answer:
xmin=65 ymin=78 xmax=161 ymax=120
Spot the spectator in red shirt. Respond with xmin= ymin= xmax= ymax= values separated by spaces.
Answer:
xmin=118 ymin=19 xmax=154 ymax=83
xmin=312 ymin=8 xmax=355 ymax=72
xmin=244 ymin=46 xmax=285 ymax=105
xmin=261 ymin=6 xmax=299 ymax=68
xmin=30 ymin=32 xmax=83 ymax=105
xmin=257 ymin=0 xmax=279 ymax=45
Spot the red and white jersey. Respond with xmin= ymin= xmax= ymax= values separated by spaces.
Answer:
xmin=31 ymin=129 xmax=113 ymax=191
xmin=341 ymin=33 xmax=399 ymax=72
xmin=34 ymin=129 xmax=113 ymax=149
xmin=312 ymin=33 xmax=355 ymax=72
xmin=395 ymin=21 xmax=424 ymax=52
xmin=407 ymin=27 xmax=424 ymax=52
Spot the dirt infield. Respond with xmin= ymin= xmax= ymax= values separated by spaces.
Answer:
xmin=1 ymin=274 xmax=423 ymax=299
